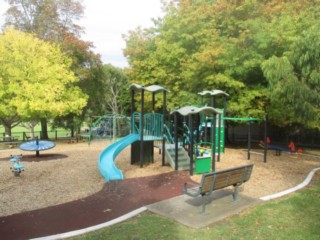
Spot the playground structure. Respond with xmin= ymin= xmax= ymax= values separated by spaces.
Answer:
xmin=199 ymin=90 xmax=270 ymax=162
xmin=19 ymin=137 xmax=56 ymax=157
xmin=97 ymin=83 xmax=226 ymax=182
xmin=9 ymin=154 xmax=24 ymax=176
xmin=97 ymin=84 xmax=169 ymax=182
xmin=96 ymin=84 xmax=273 ymax=182
xmin=169 ymin=106 xmax=221 ymax=175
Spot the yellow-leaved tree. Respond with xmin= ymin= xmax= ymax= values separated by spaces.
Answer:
xmin=0 ymin=28 xmax=88 ymax=136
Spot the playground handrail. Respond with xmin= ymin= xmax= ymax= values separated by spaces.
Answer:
xmin=163 ymin=124 xmax=174 ymax=144
xmin=131 ymin=112 xmax=142 ymax=135
xmin=143 ymin=113 xmax=163 ymax=139
xmin=163 ymin=134 xmax=176 ymax=157
xmin=183 ymin=123 xmax=198 ymax=145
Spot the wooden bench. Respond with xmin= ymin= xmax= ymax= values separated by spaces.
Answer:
xmin=183 ymin=164 xmax=254 ymax=214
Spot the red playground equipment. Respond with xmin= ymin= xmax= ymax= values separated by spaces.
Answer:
xmin=260 ymin=137 xmax=302 ymax=156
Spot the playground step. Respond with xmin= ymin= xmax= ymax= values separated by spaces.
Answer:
xmin=166 ymin=150 xmax=187 ymax=158
xmin=165 ymin=146 xmax=190 ymax=171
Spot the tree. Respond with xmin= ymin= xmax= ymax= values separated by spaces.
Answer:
xmin=19 ymin=121 xmax=38 ymax=139
xmin=3 ymin=0 xmax=84 ymax=40
xmin=262 ymin=26 xmax=320 ymax=129
xmin=102 ymin=64 xmax=131 ymax=115
xmin=124 ymin=0 xmax=264 ymax=115
xmin=51 ymin=32 xmax=104 ymax=136
xmin=124 ymin=0 xmax=320 ymax=128
xmin=0 ymin=28 xmax=88 ymax=137
xmin=3 ymin=0 xmax=104 ymax=137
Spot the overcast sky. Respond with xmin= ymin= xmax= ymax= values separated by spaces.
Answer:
xmin=0 ymin=0 xmax=164 ymax=68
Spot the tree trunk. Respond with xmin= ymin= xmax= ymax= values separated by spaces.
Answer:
xmin=30 ymin=127 xmax=35 ymax=138
xmin=40 ymin=118 xmax=49 ymax=139
xmin=4 ymin=125 xmax=12 ymax=138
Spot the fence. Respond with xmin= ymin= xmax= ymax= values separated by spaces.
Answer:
xmin=0 ymin=130 xmax=76 ymax=142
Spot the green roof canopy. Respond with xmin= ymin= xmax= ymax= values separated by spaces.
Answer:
xmin=171 ymin=106 xmax=221 ymax=116
xmin=198 ymin=90 xmax=229 ymax=97
xmin=129 ymin=84 xmax=170 ymax=93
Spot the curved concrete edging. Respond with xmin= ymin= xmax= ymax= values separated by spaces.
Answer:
xmin=260 ymin=167 xmax=320 ymax=201
xmin=32 ymin=167 xmax=320 ymax=240
xmin=31 ymin=207 xmax=147 ymax=240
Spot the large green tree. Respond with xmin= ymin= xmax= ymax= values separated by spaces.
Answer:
xmin=124 ymin=0 xmax=266 ymax=115
xmin=3 ymin=0 xmax=104 ymax=137
xmin=0 ymin=29 xmax=88 ymax=136
xmin=124 ymin=0 xmax=320 ymax=128
xmin=262 ymin=26 xmax=320 ymax=129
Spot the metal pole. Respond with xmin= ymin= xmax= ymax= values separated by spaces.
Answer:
xmin=189 ymin=114 xmax=194 ymax=176
xmin=217 ymin=114 xmax=221 ymax=162
xmin=223 ymin=95 xmax=228 ymax=153
xmin=131 ymin=89 xmax=135 ymax=134
xmin=196 ymin=114 xmax=200 ymax=143
xmin=152 ymin=92 xmax=155 ymax=112
xmin=210 ymin=114 xmax=216 ymax=172
xmin=248 ymin=115 xmax=251 ymax=160
xmin=162 ymin=91 xmax=166 ymax=166
xmin=140 ymin=89 xmax=144 ymax=168
xmin=264 ymin=114 xmax=268 ymax=163
xmin=130 ymin=89 xmax=135 ymax=164
xmin=174 ymin=112 xmax=178 ymax=170
xmin=211 ymin=96 xmax=216 ymax=108
xmin=36 ymin=136 xmax=39 ymax=157
xmin=211 ymin=114 xmax=216 ymax=172
xmin=204 ymin=116 xmax=208 ymax=142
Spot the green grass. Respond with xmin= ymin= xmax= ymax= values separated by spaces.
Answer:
xmin=74 ymin=176 xmax=320 ymax=240
xmin=0 ymin=124 xmax=71 ymax=140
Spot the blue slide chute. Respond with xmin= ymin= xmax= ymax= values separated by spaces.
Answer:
xmin=98 ymin=134 xmax=140 ymax=182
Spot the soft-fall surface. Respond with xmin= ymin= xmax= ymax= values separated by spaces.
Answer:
xmin=0 ymin=140 xmax=319 ymax=217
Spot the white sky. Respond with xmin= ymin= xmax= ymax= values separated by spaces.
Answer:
xmin=0 ymin=0 xmax=164 ymax=68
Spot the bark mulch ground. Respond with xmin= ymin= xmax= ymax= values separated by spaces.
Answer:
xmin=0 ymin=170 xmax=192 ymax=240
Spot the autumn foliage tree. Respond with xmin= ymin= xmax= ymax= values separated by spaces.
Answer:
xmin=0 ymin=29 xmax=88 ymax=136
xmin=3 ymin=0 xmax=104 ymax=137
xmin=124 ymin=0 xmax=320 ymax=129
xmin=4 ymin=0 xmax=84 ymax=40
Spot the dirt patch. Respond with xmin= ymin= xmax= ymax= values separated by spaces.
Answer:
xmin=0 ymin=140 xmax=319 ymax=217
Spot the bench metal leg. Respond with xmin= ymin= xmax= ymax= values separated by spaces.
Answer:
xmin=199 ymin=194 xmax=213 ymax=215
xmin=232 ymin=186 xmax=239 ymax=202
xmin=200 ymin=197 xmax=207 ymax=215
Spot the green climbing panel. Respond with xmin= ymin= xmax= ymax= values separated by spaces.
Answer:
xmin=215 ymin=126 xmax=224 ymax=153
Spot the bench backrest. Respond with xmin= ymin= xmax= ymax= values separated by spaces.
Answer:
xmin=200 ymin=164 xmax=254 ymax=195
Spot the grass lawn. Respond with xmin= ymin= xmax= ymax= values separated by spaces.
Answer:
xmin=0 ymin=124 xmax=71 ymax=140
xmin=74 ymin=175 xmax=320 ymax=240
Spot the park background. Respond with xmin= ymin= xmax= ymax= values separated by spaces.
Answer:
xmin=0 ymin=0 xmax=319 ymax=148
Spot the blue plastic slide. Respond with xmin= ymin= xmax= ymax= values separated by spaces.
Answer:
xmin=98 ymin=133 xmax=140 ymax=182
